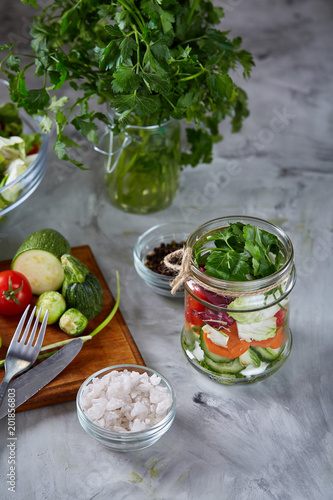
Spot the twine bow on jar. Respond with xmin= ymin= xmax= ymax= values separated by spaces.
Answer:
xmin=164 ymin=248 xmax=192 ymax=294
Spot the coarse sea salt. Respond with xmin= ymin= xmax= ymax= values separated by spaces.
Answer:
xmin=81 ymin=369 xmax=173 ymax=433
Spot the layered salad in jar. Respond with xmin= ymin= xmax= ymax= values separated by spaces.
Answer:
xmin=181 ymin=220 xmax=294 ymax=383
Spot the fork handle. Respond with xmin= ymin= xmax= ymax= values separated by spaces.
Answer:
xmin=0 ymin=374 xmax=12 ymax=408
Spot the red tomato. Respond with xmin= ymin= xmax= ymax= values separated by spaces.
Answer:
xmin=185 ymin=283 xmax=207 ymax=326
xmin=27 ymin=143 xmax=39 ymax=155
xmin=0 ymin=270 xmax=32 ymax=315
xmin=186 ymin=282 xmax=206 ymax=312
xmin=275 ymin=307 xmax=287 ymax=327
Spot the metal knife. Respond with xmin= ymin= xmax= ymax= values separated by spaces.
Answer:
xmin=0 ymin=338 xmax=83 ymax=419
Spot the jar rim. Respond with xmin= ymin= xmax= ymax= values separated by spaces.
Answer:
xmin=186 ymin=215 xmax=295 ymax=294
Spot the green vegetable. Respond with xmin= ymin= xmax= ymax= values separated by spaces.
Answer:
xmin=227 ymin=295 xmax=281 ymax=324
xmin=61 ymin=254 xmax=103 ymax=320
xmin=193 ymin=222 xmax=285 ymax=281
xmin=204 ymin=355 xmax=243 ymax=375
xmin=0 ymin=102 xmax=42 ymax=210
xmin=0 ymin=102 xmax=22 ymax=138
xmin=0 ymin=0 xmax=254 ymax=168
xmin=36 ymin=291 xmax=66 ymax=324
xmin=12 ymin=228 xmax=71 ymax=295
xmin=0 ymin=271 xmax=120 ymax=368
xmin=59 ymin=308 xmax=88 ymax=336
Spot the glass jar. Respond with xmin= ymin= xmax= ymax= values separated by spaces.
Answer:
xmin=102 ymin=119 xmax=181 ymax=214
xmin=181 ymin=216 xmax=296 ymax=384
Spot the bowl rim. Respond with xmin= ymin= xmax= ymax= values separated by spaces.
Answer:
xmin=133 ymin=221 xmax=197 ymax=284
xmin=76 ymin=364 xmax=176 ymax=439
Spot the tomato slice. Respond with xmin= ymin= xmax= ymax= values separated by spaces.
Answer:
xmin=185 ymin=308 xmax=204 ymax=326
xmin=186 ymin=282 xmax=206 ymax=311
xmin=275 ymin=307 xmax=287 ymax=327
xmin=203 ymin=322 xmax=249 ymax=359
xmin=27 ymin=143 xmax=39 ymax=155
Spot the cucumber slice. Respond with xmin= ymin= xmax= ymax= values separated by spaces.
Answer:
xmin=183 ymin=326 xmax=200 ymax=349
xmin=252 ymin=346 xmax=282 ymax=361
xmin=204 ymin=355 xmax=243 ymax=374
xmin=11 ymin=228 xmax=71 ymax=295
xmin=200 ymin=329 xmax=232 ymax=363
xmin=239 ymin=347 xmax=261 ymax=367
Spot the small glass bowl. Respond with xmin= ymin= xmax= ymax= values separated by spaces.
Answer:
xmin=0 ymin=79 xmax=49 ymax=222
xmin=133 ymin=222 xmax=196 ymax=297
xmin=76 ymin=364 xmax=176 ymax=452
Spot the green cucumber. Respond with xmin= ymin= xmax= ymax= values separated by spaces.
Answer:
xmin=11 ymin=228 xmax=71 ymax=295
xmin=183 ymin=326 xmax=199 ymax=349
xmin=204 ymin=355 xmax=243 ymax=374
xmin=252 ymin=346 xmax=282 ymax=361
xmin=239 ymin=347 xmax=261 ymax=367
xmin=200 ymin=329 xmax=232 ymax=363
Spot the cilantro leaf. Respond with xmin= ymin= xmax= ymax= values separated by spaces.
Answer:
xmin=194 ymin=223 xmax=284 ymax=281
xmin=0 ymin=0 xmax=254 ymax=168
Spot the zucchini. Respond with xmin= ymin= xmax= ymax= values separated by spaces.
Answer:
xmin=61 ymin=254 xmax=103 ymax=320
xmin=200 ymin=329 xmax=232 ymax=363
xmin=252 ymin=346 xmax=283 ymax=361
xmin=204 ymin=355 xmax=244 ymax=374
xmin=11 ymin=228 xmax=71 ymax=295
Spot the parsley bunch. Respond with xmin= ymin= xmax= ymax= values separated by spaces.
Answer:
xmin=0 ymin=0 xmax=254 ymax=168
xmin=194 ymin=223 xmax=285 ymax=281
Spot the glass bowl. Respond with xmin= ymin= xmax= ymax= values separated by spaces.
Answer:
xmin=0 ymin=79 xmax=49 ymax=222
xmin=133 ymin=222 xmax=196 ymax=298
xmin=76 ymin=364 xmax=176 ymax=452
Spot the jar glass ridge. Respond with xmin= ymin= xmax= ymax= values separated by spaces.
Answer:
xmin=181 ymin=216 xmax=296 ymax=384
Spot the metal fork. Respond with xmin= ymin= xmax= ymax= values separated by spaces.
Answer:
xmin=0 ymin=305 xmax=48 ymax=406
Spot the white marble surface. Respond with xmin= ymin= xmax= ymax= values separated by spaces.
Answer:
xmin=1 ymin=0 xmax=333 ymax=498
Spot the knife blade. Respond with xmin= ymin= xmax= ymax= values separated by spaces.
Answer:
xmin=0 ymin=338 xmax=83 ymax=419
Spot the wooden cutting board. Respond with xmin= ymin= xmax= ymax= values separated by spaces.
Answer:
xmin=0 ymin=245 xmax=145 ymax=412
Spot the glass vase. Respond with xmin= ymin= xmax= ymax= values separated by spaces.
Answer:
xmin=101 ymin=119 xmax=181 ymax=214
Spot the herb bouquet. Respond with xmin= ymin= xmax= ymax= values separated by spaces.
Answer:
xmin=0 ymin=0 xmax=254 ymax=213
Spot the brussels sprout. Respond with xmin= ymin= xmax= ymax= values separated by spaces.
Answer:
xmin=36 ymin=291 xmax=66 ymax=324
xmin=59 ymin=308 xmax=88 ymax=336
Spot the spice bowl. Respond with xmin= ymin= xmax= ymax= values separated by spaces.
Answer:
xmin=76 ymin=364 xmax=176 ymax=452
xmin=133 ymin=222 xmax=196 ymax=297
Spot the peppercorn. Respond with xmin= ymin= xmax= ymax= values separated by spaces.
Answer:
xmin=145 ymin=240 xmax=184 ymax=276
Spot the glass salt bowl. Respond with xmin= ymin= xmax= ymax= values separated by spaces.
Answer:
xmin=76 ymin=364 xmax=176 ymax=452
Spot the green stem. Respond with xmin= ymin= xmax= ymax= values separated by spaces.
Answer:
xmin=187 ymin=0 xmax=200 ymax=25
xmin=180 ymin=68 xmax=205 ymax=82
xmin=118 ymin=0 xmax=145 ymax=32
